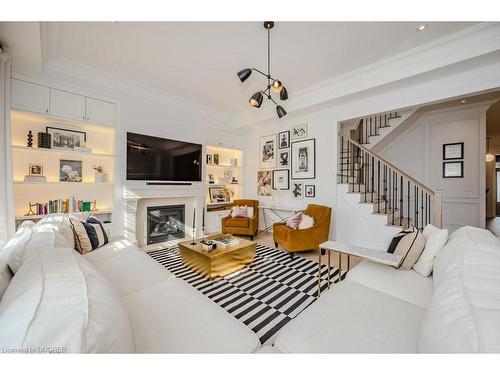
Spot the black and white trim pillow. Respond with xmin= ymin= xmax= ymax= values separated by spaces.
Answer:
xmin=70 ymin=217 xmax=109 ymax=254
xmin=387 ymin=225 xmax=426 ymax=270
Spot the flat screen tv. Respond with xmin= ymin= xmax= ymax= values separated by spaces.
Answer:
xmin=127 ymin=132 xmax=202 ymax=181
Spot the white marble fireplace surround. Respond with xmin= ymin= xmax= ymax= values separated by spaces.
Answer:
xmin=123 ymin=182 xmax=205 ymax=249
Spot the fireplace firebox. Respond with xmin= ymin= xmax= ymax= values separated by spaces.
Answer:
xmin=147 ymin=204 xmax=185 ymax=245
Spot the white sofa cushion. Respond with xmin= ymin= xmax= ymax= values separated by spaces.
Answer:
xmin=418 ymin=226 xmax=500 ymax=353
xmin=346 ymin=260 xmax=434 ymax=308
xmin=122 ymin=277 xmax=261 ymax=353
xmin=413 ymin=224 xmax=448 ymax=277
xmin=274 ymin=281 xmax=425 ymax=353
xmin=84 ymin=239 xmax=173 ymax=297
xmin=0 ymin=246 xmax=134 ymax=353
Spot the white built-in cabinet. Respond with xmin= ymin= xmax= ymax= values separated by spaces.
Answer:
xmin=11 ymin=79 xmax=116 ymax=127
xmin=206 ymin=209 xmax=231 ymax=234
xmin=49 ymin=88 xmax=87 ymax=121
xmin=11 ymin=79 xmax=50 ymax=114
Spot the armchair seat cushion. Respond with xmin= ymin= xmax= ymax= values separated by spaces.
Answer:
xmin=225 ymin=217 xmax=250 ymax=228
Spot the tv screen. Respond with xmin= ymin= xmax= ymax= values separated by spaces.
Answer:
xmin=127 ymin=132 xmax=202 ymax=181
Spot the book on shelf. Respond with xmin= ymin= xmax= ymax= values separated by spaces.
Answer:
xmin=25 ymin=197 xmax=97 ymax=217
xmin=23 ymin=175 xmax=47 ymax=182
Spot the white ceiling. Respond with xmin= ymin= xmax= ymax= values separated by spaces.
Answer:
xmin=1 ymin=21 xmax=480 ymax=117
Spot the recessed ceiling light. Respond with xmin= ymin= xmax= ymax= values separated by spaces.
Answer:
xmin=461 ymin=99 xmax=467 ymax=103
xmin=417 ymin=24 xmax=428 ymax=32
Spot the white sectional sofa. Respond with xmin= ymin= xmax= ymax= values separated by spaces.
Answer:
xmin=271 ymin=226 xmax=500 ymax=353
xmin=0 ymin=215 xmax=261 ymax=353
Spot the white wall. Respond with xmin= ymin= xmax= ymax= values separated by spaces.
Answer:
xmin=242 ymin=56 xmax=500 ymax=247
xmin=378 ymin=103 xmax=489 ymax=232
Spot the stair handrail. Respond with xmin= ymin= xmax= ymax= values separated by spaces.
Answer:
xmin=342 ymin=135 xmax=435 ymax=196
xmin=340 ymin=134 xmax=443 ymax=228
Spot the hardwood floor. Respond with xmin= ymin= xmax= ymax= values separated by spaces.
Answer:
xmin=237 ymin=231 xmax=362 ymax=270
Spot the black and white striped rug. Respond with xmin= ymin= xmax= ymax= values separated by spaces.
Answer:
xmin=148 ymin=243 xmax=345 ymax=345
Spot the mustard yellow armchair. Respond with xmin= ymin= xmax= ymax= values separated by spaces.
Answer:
xmin=222 ymin=199 xmax=259 ymax=240
xmin=273 ymin=204 xmax=331 ymax=255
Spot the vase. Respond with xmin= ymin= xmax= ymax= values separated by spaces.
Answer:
xmin=95 ymin=172 xmax=108 ymax=183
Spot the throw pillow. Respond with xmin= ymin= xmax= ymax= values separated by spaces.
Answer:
xmin=70 ymin=217 xmax=109 ymax=254
xmin=231 ymin=206 xmax=254 ymax=218
xmin=413 ymin=224 xmax=448 ymax=277
xmin=388 ymin=225 xmax=426 ymax=270
xmin=231 ymin=206 xmax=248 ymax=218
xmin=286 ymin=212 xmax=302 ymax=229
xmin=298 ymin=214 xmax=315 ymax=230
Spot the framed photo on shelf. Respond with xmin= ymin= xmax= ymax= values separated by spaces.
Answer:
xmin=305 ymin=184 xmax=316 ymax=197
xmin=443 ymin=161 xmax=463 ymax=178
xmin=279 ymin=150 xmax=289 ymax=167
xmin=206 ymin=154 xmax=213 ymax=164
xmin=208 ymin=186 xmax=228 ymax=203
xmin=257 ymin=170 xmax=272 ymax=196
xmin=29 ymin=163 xmax=43 ymax=176
xmin=272 ymin=169 xmax=290 ymax=190
xmin=278 ymin=130 xmax=290 ymax=149
xmin=291 ymin=138 xmax=316 ymax=180
xmin=46 ymin=126 xmax=87 ymax=150
xmin=59 ymin=160 xmax=83 ymax=182
xmin=291 ymin=182 xmax=303 ymax=199
xmin=443 ymin=142 xmax=464 ymax=160
xmin=260 ymin=134 xmax=277 ymax=169
xmin=291 ymin=124 xmax=308 ymax=140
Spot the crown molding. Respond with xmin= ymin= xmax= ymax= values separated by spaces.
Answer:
xmin=232 ymin=22 xmax=500 ymax=127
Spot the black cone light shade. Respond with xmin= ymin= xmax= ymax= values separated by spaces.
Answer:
xmin=249 ymin=92 xmax=263 ymax=108
xmin=276 ymin=105 xmax=287 ymax=118
xmin=280 ymin=86 xmax=288 ymax=100
xmin=237 ymin=68 xmax=252 ymax=83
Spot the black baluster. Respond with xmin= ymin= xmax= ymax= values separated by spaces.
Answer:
xmin=407 ymin=180 xmax=410 ymax=228
xmin=421 ymin=190 xmax=424 ymax=230
xmin=415 ymin=185 xmax=418 ymax=230
xmin=400 ymin=175 xmax=403 ymax=226
xmin=377 ymin=160 xmax=381 ymax=213
xmin=371 ymin=156 xmax=374 ymax=203
xmin=384 ymin=165 xmax=387 ymax=214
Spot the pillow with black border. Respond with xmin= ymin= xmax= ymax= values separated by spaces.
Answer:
xmin=69 ymin=216 xmax=109 ymax=254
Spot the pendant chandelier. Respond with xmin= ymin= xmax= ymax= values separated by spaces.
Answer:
xmin=237 ymin=21 xmax=288 ymax=118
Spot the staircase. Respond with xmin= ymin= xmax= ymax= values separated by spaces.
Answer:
xmin=338 ymin=111 xmax=442 ymax=232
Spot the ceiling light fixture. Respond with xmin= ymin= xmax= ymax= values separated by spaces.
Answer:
xmin=461 ymin=99 xmax=467 ymax=103
xmin=417 ymin=24 xmax=428 ymax=32
xmin=237 ymin=21 xmax=288 ymax=119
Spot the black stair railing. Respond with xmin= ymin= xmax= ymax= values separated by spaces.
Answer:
xmin=338 ymin=133 xmax=442 ymax=229
xmin=353 ymin=111 xmax=402 ymax=145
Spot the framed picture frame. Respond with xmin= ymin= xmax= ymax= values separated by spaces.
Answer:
xmin=272 ymin=169 xmax=290 ymax=190
xmin=206 ymin=154 xmax=213 ymax=165
xmin=213 ymin=153 xmax=219 ymax=165
xmin=29 ymin=163 xmax=43 ymax=176
xmin=443 ymin=142 xmax=464 ymax=160
xmin=260 ymin=134 xmax=277 ymax=169
xmin=279 ymin=150 xmax=290 ymax=167
xmin=291 ymin=138 xmax=316 ymax=180
xmin=59 ymin=159 xmax=83 ymax=182
xmin=291 ymin=182 xmax=303 ymax=199
xmin=443 ymin=161 xmax=464 ymax=178
xmin=278 ymin=130 xmax=290 ymax=149
xmin=46 ymin=126 xmax=87 ymax=150
xmin=257 ymin=170 xmax=272 ymax=196
xmin=208 ymin=186 xmax=228 ymax=203
xmin=291 ymin=124 xmax=308 ymax=140
xmin=305 ymin=184 xmax=316 ymax=197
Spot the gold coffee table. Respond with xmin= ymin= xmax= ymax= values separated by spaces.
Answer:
xmin=178 ymin=234 xmax=256 ymax=280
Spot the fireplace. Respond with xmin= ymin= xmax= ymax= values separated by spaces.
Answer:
xmin=147 ymin=204 xmax=185 ymax=245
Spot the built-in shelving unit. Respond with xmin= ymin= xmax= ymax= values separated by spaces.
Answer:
xmin=9 ymin=79 xmax=117 ymax=229
xmin=204 ymin=145 xmax=244 ymax=234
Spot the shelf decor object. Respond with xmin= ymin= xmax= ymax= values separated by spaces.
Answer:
xmin=59 ymin=160 xmax=83 ymax=182
xmin=236 ymin=21 xmax=288 ymax=118
xmin=47 ymin=126 xmax=87 ymax=150
xmin=37 ymin=132 xmax=51 ymax=148
xmin=27 ymin=130 xmax=33 ymax=147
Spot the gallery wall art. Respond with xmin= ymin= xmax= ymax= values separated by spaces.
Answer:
xmin=257 ymin=170 xmax=272 ymax=196
xmin=260 ymin=134 xmax=277 ymax=169
xmin=291 ymin=138 xmax=316 ymax=180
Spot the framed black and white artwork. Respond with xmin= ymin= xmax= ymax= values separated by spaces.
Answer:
xmin=291 ymin=124 xmax=308 ymax=140
xmin=279 ymin=150 xmax=289 ymax=167
xmin=29 ymin=163 xmax=43 ymax=176
xmin=443 ymin=161 xmax=463 ymax=178
xmin=291 ymin=138 xmax=316 ymax=180
xmin=47 ymin=126 xmax=86 ymax=150
xmin=260 ymin=134 xmax=277 ymax=169
xmin=305 ymin=184 xmax=316 ymax=197
xmin=272 ymin=169 xmax=290 ymax=190
xmin=443 ymin=142 xmax=464 ymax=160
xmin=291 ymin=182 xmax=303 ymax=199
xmin=278 ymin=131 xmax=290 ymax=149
